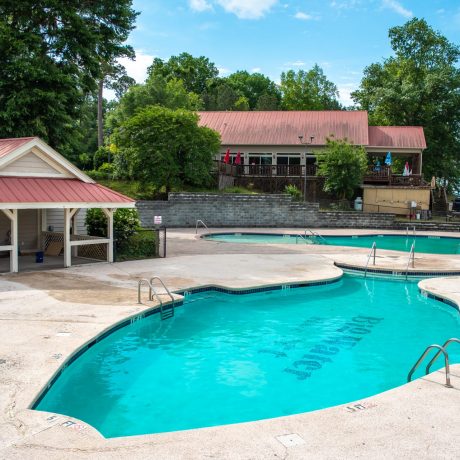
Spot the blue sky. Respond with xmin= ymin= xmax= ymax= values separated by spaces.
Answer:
xmin=119 ymin=0 xmax=460 ymax=105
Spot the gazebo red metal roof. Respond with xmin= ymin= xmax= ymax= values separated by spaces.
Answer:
xmin=0 ymin=137 xmax=35 ymax=158
xmin=0 ymin=177 xmax=134 ymax=205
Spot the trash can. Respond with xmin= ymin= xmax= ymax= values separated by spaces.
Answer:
xmin=35 ymin=251 xmax=44 ymax=263
xmin=354 ymin=197 xmax=363 ymax=211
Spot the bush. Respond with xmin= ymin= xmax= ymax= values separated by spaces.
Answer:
xmin=85 ymin=208 xmax=140 ymax=245
xmin=116 ymin=230 xmax=156 ymax=261
xmin=318 ymin=138 xmax=367 ymax=200
xmin=285 ymin=184 xmax=302 ymax=200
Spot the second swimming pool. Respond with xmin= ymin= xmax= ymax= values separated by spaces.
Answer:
xmin=204 ymin=232 xmax=460 ymax=254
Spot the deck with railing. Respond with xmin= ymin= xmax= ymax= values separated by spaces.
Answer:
xmin=216 ymin=161 xmax=424 ymax=186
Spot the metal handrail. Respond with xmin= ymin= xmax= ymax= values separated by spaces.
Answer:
xmin=138 ymin=278 xmax=162 ymax=306
xmin=364 ymin=242 xmax=377 ymax=278
xmin=426 ymin=338 xmax=460 ymax=374
xmin=149 ymin=276 xmax=175 ymax=304
xmin=195 ymin=219 xmax=209 ymax=234
xmin=295 ymin=233 xmax=308 ymax=244
xmin=305 ymin=229 xmax=327 ymax=243
xmin=405 ymin=242 xmax=415 ymax=280
xmin=407 ymin=344 xmax=452 ymax=388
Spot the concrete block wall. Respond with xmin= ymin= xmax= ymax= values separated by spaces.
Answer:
xmin=136 ymin=193 xmax=396 ymax=229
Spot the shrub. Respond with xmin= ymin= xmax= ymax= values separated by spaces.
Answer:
xmin=285 ymin=184 xmax=302 ymax=200
xmin=116 ymin=230 xmax=156 ymax=261
xmin=318 ymin=138 xmax=367 ymax=200
xmin=85 ymin=208 xmax=140 ymax=245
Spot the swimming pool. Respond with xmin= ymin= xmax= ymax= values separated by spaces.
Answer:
xmin=204 ymin=232 xmax=460 ymax=254
xmin=33 ymin=275 xmax=460 ymax=438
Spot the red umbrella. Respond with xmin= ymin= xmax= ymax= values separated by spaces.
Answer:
xmin=223 ymin=149 xmax=230 ymax=164
xmin=235 ymin=151 xmax=241 ymax=165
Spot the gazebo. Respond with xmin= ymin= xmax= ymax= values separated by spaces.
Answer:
xmin=0 ymin=137 xmax=135 ymax=273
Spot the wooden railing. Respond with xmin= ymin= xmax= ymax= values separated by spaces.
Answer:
xmin=216 ymin=161 xmax=317 ymax=177
xmin=217 ymin=161 xmax=424 ymax=185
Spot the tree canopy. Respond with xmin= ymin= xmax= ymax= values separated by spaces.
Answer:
xmin=280 ymin=65 xmax=341 ymax=110
xmin=352 ymin=18 xmax=460 ymax=185
xmin=318 ymin=138 xmax=368 ymax=200
xmin=148 ymin=52 xmax=219 ymax=95
xmin=0 ymin=0 xmax=137 ymax=159
xmin=114 ymin=106 xmax=220 ymax=192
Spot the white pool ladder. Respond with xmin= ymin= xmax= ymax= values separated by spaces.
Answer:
xmin=407 ymin=339 xmax=459 ymax=388
xmin=305 ymin=228 xmax=327 ymax=243
xmin=404 ymin=242 xmax=416 ymax=280
xmin=364 ymin=242 xmax=377 ymax=278
xmin=137 ymin=276 xmax=176 ymax=320
xmin=195 ymin=219 xmax=209 ymax=234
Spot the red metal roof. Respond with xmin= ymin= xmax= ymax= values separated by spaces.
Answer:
xmin=198 ymin=111 xmax=370 ymax=146
xmin=0 ymin=177 xmax=134 ymax=204
xmin=368 ymin=126 xmax=426 ymax=149
xmin=0 ymin=137 xmax=36 ymax=158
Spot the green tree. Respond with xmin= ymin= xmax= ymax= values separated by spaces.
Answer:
xmin=0 ymin=1 xmax=137 ymax=158
xmin=351 ymin=18 xmax=460 ymax=186
xmin=226 ymin=71 xmax=281 ymax=110
xmin=318 ymin=138 xmax=367 ymax=199
xmin=106 ymin=74 xmax=203 ymax=131
xmin=280 ymin=65 xmax=341 ymax=110
xmin=148 ymin=52 xmax=218 ymax=95
xmin=114 ymin=106 xmax=220 ymax=192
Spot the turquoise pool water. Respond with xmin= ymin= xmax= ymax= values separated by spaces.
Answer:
xmin=34 ymin=275 xmax=460 ymax=438
xmin=204 ymin=233 xmax=460 ymax=254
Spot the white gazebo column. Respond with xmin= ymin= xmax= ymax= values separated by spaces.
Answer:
xmin=64 ymin=208 xmax=78 ymax=268
xmin=71 ymin=209 xmax=80 ymax=257
xmin=102 ymin=208 xmax=115 ymax=263
xmin=1 ymin=209 xmax=18 ymax=273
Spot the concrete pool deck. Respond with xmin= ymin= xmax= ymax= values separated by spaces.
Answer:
xmin=0 ymin=227 xmax=459 ymax=459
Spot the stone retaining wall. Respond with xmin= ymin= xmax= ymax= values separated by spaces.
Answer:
xmin=136 ymin=193 xmax=396 ymax=229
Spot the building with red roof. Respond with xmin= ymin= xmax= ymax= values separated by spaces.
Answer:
xmin=0 ymin=137 xmax=135 ymax=273
xmin=198 ymin=111 xmax=430 ymax=213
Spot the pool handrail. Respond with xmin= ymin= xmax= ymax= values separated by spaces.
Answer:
xmin=425 ymin=338 xmax=460 ymax=375
xmin=137 ymin=277 xmax=175 ymax=320
xmin=364 ymin=242 xmax=377 ymax=278
xmin=305 ymin=228 xmax=327 ymax=243
xmin=295 ymin=233 xmax=308 ymax=244
xmin=407 ymin=344 xmax=452 ymax=388
xmin=405 ymin=241 xmax=416 ymax=280
xmin=195 ymin=219 xmax=209 ymax=234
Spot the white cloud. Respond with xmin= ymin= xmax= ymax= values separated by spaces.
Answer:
xmin=189 ymin=0 xmax=213 ymax=12
xmin=284 ymin=60 xmax=306 ymax=67
xmin=382 ymin=0 xmax=413 ymax=18
xmin=217 ymin=66 xmax=231 ymax=76
xmin=294 ymin=12 xmax=318 ymax=20
xmin=119 ymin=50 xmax=156 ymax=84
xmin=251 ymin=67 xmax=262 ymax=73
xmin=216 ymin=0 xmax=278 ymax=19
xmin=337 ymin=82 xmax=359 ymax=106
xmin=330 ymin=0 xmax=362 ymax=10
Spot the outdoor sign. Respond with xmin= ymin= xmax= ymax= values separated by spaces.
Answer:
xmin=154 ymin=216 xmax=162 ymax=225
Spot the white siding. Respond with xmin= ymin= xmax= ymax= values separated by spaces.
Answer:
xmin=0 ymin=212 xmax=10 ymax=245
xmin=18 ymin=209 xmax=39 ymax=250
xmin=0 ymin=150 xmax=67 ymax=176
xmin=45 ymin=209 xmax=87 ymax=235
